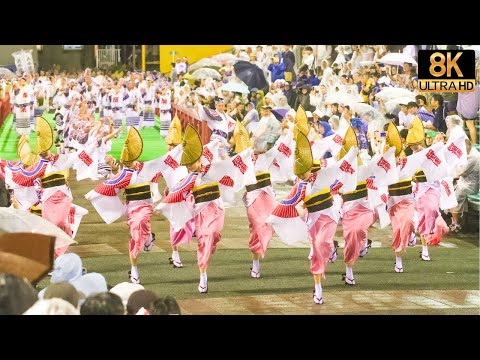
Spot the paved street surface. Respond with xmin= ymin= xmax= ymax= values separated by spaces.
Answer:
xmin=57 ymin=175 xmax=480 ymax=315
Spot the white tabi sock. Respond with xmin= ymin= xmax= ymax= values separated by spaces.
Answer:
xmin=131 ymin=266 xmax=139 ymax=279
xmin=200 ymin=272 xmax=207 ymax=287
xmin=252 ymin=260 xmax=260 ymax=273
xmin=172 ymin=250 xmax=180 ymax=263
xmin=346 ymin=266 xmax=353 ymax=280
xmin=395 ymin=256 xmax=403 ymax=269
xmin=315 ymin=283 xmax=322 ymax=299
xmin=422 ymin=245 xmax=429 ymax=256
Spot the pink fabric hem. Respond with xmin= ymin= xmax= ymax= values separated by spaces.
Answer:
xmin=247 ymin=191 xmax=276 ymax=258
xmin=416 ymin=188 xmax=441 ymax=236
xmin=170 ymin=219 xmax=195 ymax=246
xmin=127 ymin=203 xmax=154 ymax=259
xmin=308 ymin=214 xmax=337 ymax=276
xmin=389 ymin=199 xmax=415 ymax=253
xmin=426 ymin=215 xmax=449 ymax=245
xmin=42 ymin=190 xmax=73 ymax=237
xmin=194 ymin=202 xmax=225 ymax=269
xmin=342 ymin=205 xmax=376 ymax=265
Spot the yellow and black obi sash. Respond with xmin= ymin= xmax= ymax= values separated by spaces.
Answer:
xmin=30 ymin=205 xmax=42 ymax=216
xmin=125 ymin=183 xmax=152 ymax=201
xmin=413 ymin=170 xmax=427 ymax=183
xmin=193 ymin=182 xmax=220 ymax=204
xmin=311 ymin=160 xmax=321 ymax=173
xmin=304 ymin=188 xmax=333 ymax=213
xmin=40 ymin=172 xmax=66 ymax=189
xmin=246 ymin=171 xmax=271 ymax=192
xmin=388 ymin=178 xmax=413 ymax=196
xmin=342 ymin=181 xmax=367 ymax=203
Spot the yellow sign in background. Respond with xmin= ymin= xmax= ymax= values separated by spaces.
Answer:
xmin=145 ymin=45 xmax=232 ymax=73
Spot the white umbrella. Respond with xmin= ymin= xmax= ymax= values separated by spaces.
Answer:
xmin=387 ymin=96 xmax=417 ymax=106
xmin=219 ymin=80 xmax=250 ymax=94
xmin=0 ymin=67 xmax=16 ymax=79
xmin=188 ymin=58 xmax=222 ymax=72
xmin=0 ymin=207 xmax=77 ymax=250
xmin=191 ymin=68 xmax=222 ymax=80
xmin=211 ymin=53 xmax=239 ymax=64
xmin=383 ymin=96 xmax=417 ymax=115
xmin=351 ymin=102 xmax=389 ymax=133
xmin=376 ymin=53 xmax=417 ymax=66
xmin=326 ymin=92 xmax=363 ymax=108
xmin=375 ymin=87 xmax=416 ymax=102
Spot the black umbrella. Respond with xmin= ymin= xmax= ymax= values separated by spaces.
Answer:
xmin=233 ymin=61 xmax=268 ymax=91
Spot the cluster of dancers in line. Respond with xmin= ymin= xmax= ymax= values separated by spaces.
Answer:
xmin=8 ymin=69 xmax=172 ymax=144
xmin=1 ymin=98 xmax=467 ymax=305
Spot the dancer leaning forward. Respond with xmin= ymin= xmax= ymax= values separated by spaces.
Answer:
xmin=266 ymin=126 xmax=358 ymax=305
xmin=85 ymin=127 xmax=185 ymax=284
xmin=156 ymin=125 xmax=256 ymax=293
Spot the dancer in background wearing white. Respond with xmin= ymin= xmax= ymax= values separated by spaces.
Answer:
xmin=124 ymin=80 xmax=141 ymax=131
xmin=157 ymin=86 xmax=172 ymax=138
xmin=110 ymin=83 xmax=125 ymax=137
xmin=13 ymin=76 xmax=32 ymax=137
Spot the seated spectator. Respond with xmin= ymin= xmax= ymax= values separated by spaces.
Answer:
xmin=0 ymin=273 xmax=38 ymax=315
xmin=317 ymin=121 xmax=335 ymax=138
xmin=23 ymin=298 xmax=79 ymax=315
xmin=328 ymin=115 xmax=340 ymax=132
xmin=44 ymin=281 xmax=82 ymax=309
xmin=81 ymin=292 xmax=125 ymax=315
xmin=449 ymin=139 xmax=480 ymax=232
xmin=445 ymin=114 xmax=466 ymax=140
xmin=149 ymin=296 xmax=182 ymax=315
xmin=425 ymin=130 xmax=438 ymax=147
xmin=251 ymin=105 xmax=281 ymax=153
xmin=109 ymin=282 xmax=144 ymax=308
xmin=38 ymin=253 xmax=108 ymax=300
xmin=126 ymin=290 xmax=158 ymax=315
xmin=242 ymin=102 xmax=260 ymax=135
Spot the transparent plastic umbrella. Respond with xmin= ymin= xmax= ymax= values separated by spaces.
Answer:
xmin=351 ymin=102 xmax=389 ymax=133
xmin=219 ymin=80 xmax=250 ymax=94
xmin=191 ymin=68 xmax=222 ymax=80
xmin=0 ymin=207 xmax=77 ymax=250
xmin=211 ymin=53 xmax=239 ymax=65
xmin=376 ymin=53 xmax=418 ymax=66
xmin=325 ymin=92 xmax=364 ymax=108
xmin=0 ymin=67 xmax=16 ymax=79
xmin=188 ymin=58 xmax=222 ymax=72
xmin=375 ymin=88 xmax=416 ymax=102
